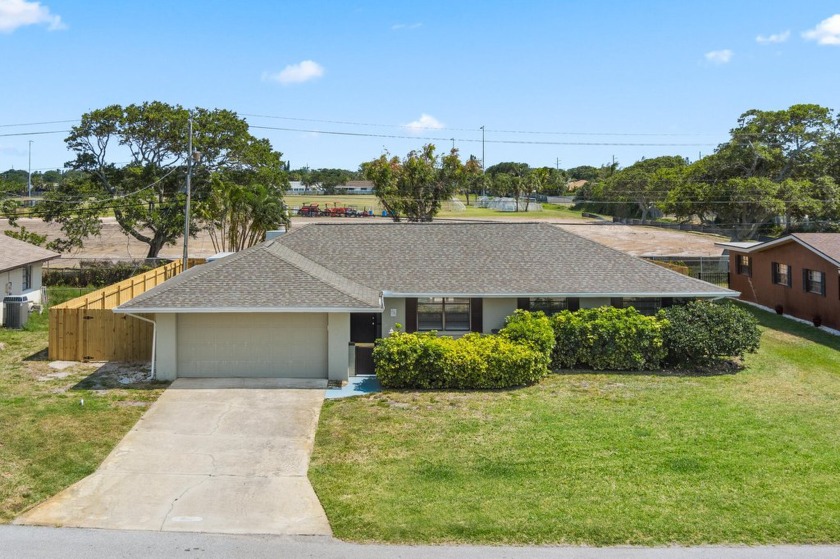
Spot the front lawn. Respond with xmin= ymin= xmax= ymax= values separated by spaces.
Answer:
xmin=309 ymin=305 xmax=840 ymax=545
xmin=0 ymin=288 xmax=166 ymax=522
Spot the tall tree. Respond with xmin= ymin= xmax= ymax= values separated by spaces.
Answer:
xmin=40 ymin=102 xmax=286 ymax=257
xmin=364 ymin=145 xmax=463 ymax=222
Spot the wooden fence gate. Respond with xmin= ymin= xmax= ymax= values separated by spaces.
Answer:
xmin=49 ymin=259 xmax=204 ymax=361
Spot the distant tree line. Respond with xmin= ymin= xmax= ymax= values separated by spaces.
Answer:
xmin=574 ymin=104 xmax=840 ymax=240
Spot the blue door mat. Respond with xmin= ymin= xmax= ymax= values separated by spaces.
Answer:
xmin=325 ymin=376 xmax=381 ymax=399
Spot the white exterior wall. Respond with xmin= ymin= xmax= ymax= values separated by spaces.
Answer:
xmin=155 ymin=314 xmax=178 ymax=381
xmin=483 ymin=298 xmax=518 ymax=333
xmin=381 ymin=297 xmax=405 ymax=335
xmin=328 ymin=313 xmax=350 ymax=382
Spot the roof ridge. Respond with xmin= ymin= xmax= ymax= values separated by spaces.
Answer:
xmin=266 ymin=244 xmax=381 ymax=308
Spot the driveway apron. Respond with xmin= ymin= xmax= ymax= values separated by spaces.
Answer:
xmin=16 ymin=378 xmax=332 ymax=536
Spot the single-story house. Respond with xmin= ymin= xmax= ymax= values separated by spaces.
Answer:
xmin=114 ymin=222 xmax=737 ymax=381
xmin=334 ymin=180 xmax=374 ymax=195
xmin=717 ymin=233 xmax=839 ymax=329
xmin=0 ymin=234 xmax=60 ymax=325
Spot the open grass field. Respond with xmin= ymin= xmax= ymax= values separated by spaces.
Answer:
xmin=284 ymin=194 xmax=585 ymax=220
xmin=309 ymin=305 xmax=840 ymax=545
xmin=0 ymin=287 xmax=167 ymax=522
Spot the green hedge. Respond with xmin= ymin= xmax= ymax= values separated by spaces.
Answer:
xmin=551 ymin=306 xmax=668 ymax=371
xmin=660 ymin=300 xmax=760 ymax=366
xmin=374 ymin=331 xmax=549 ymax=390
xmin=498 ymin=309 xmax=555 ymax=361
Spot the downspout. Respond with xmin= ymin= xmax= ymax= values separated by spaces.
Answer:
xmin=125 ymin=313 xmax=157 ymax=380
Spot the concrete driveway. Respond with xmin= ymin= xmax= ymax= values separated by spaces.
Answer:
xmin=16 ymin=378 xmax=331 ymax=536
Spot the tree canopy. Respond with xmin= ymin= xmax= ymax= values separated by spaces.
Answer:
xmin=364 ymin=144 xmax=464 ymax=222
xmin=38 ymin=102 xmax=287 ymax=257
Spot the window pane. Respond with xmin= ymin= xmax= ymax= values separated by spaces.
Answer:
xmin=530 ymin=297 xmax=568 ymax=315
xmin=418 ymin=298 xmax=443 ymax=330
xmin=444 ymin=302 xmax=470 ymax=330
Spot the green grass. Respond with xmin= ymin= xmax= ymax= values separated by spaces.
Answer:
xmin=0 ymin=287 xmax=166 ymax=522
xmin=309 ymin=304 xmax=840 ymax=545
xmin=285 ymin=194 xmax=585 ymax=220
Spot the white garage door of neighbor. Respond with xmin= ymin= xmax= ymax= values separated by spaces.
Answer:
xmin=176 ymin=313 xmax=328 ymax=378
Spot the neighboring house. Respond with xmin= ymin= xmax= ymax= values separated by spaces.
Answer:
xmin=0 ymin=235 xmax=60 ymax=324
xmin=566 ymin=179 xmax=588 ymax=192
xmin=718 ymin=233 xmax=840 ymax=329
xmin=114 ymin=223 xmax=737 ymax=382
xmin=334 ymin=180 xmax=374 ymax=195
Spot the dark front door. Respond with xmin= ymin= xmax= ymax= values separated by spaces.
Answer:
xmin=351 ymin=313 xmax=381 ymax=375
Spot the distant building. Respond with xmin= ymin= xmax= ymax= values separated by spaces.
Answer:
xmin=334 ymin=181 xmax=374 ymax=195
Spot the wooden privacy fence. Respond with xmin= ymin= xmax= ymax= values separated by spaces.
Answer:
xmin=49 ymin=259 xmax=204 ymax=362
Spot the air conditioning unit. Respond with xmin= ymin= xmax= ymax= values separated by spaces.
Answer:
xmin=3 ymin=296 xmax=30 ymax=329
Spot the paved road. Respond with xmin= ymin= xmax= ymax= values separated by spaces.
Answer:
xmin=16 ymin=378 xmax=330 ymax=535
xmin=2 ymin=526 xmax=838 ymax=559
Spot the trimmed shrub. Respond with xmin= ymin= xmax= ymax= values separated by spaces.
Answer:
xmin=373 ymin=331 xmax=549 ymax=390
xmin=660 ymin=300 xmax=760 ymax=366
xmin=551 ymin=307 xmax=667 ymax=371
xmin=498 ymin=310 xmax=555 ymax=362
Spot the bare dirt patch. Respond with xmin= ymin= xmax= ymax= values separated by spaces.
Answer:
xmin=4 ymin=216 xmax=726 ymax=259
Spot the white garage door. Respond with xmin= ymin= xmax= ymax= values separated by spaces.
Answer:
xmin=176 ymin=313 xmax=328 ymax=378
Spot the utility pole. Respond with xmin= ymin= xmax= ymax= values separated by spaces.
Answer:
xmin=27 ymin=140 xmax=33 ymax=198
xmin=556 ymin=157 xmax=560 ymax=171
xmin=182 ymin=116 xmax=194 ymax=271
xmin=480 ymin=125 xmax=486 ymax=197
xmin=451 ymin=138 xmax=455 ymax=150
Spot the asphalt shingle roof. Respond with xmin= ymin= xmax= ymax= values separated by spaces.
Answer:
xmin=0 ymin=235 xmax=59 ymax=273
xmin=791 ymin=233 xmax=840 ymax=265
xmin=118 ymin=243 xmax=381 ymax=311
xmin=276 ymin=222 xmax=734 ymax=296
xmin=118 ymin=222 xmax=735 ymax=312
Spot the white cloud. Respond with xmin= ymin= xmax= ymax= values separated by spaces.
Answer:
xmin=0 ymin=0 xmax=65 ymax=33
xmin=262 ymin=60 xmax=325 ymax=85
xmin=391 ymin=22 xmax=422 ymax=31
xmin=705 ymin=49 xmax=733 ymax=64
xmin=803 ymin=14 xmax=840 ymax=45
xmin=756 ymin=30 xmax=790 ymax=44
xmin=403 ymin=114 xmax=444 ymax=132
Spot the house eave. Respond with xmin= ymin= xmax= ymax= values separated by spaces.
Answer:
xmin=113 ymin=305 xmax=383 ymax=314
xmin=382 ymin=291 xmax=739 ymax=299
xmin=718 ymin=237 xmax=840 ymax=268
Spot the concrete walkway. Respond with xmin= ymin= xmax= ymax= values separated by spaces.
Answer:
xmin=16 ymin=378 xmax=331 ymax=536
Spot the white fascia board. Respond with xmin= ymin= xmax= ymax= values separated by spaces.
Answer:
xmin=383 ymin=291 xmax=738 ymax=299
xmin=717 ymin=236 xmax=840 ymax=268
xmin=113 ymin=305 xmax=383 ymax=314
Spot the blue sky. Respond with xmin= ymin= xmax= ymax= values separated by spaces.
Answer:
xmin=1 ymin=0 xmax=839 ymax=174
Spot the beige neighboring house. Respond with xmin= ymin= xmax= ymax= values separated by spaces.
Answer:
xmin=114 ymin=222 xmax=736 ymax=382
xmin=0 ymin=234 xmax=60 ymax=324
xmin=566 ymin=179 xmax=589 ymax=192
xmin=334 ymin=180 xmax=374 ymax=194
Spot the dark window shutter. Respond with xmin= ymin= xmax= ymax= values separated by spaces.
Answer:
xmin=517 ymin=298 xmax=530 ymax=311
xmin=803 ymin=269 xmax=808 ymax=292
xmin=470 ymin=298 xmax=483 ymax=332
xmin=568 ymin=298 xmax=580 ymax=312
xmin=405 ymin=298 xmax=417 ymax=333
xmin=771 ymin=262 xmax=777 ymax=284
xmin=821 ymin=273 xmax=827 ymax=296
xmin=787 ymin=264 xmax=792 ymax=287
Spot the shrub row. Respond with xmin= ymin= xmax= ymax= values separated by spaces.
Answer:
xmin=373 ymin=301 xmax=760 ymax=389
xmin=374 ymin=311 xmax=554 ymax=389
xmin=43 ymin=260 xmax=165 ymax=287
xmin=551 ymin=306 xmax=668 ymax=370
xmin=550 ymin=300 xmax=760 ymax=371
